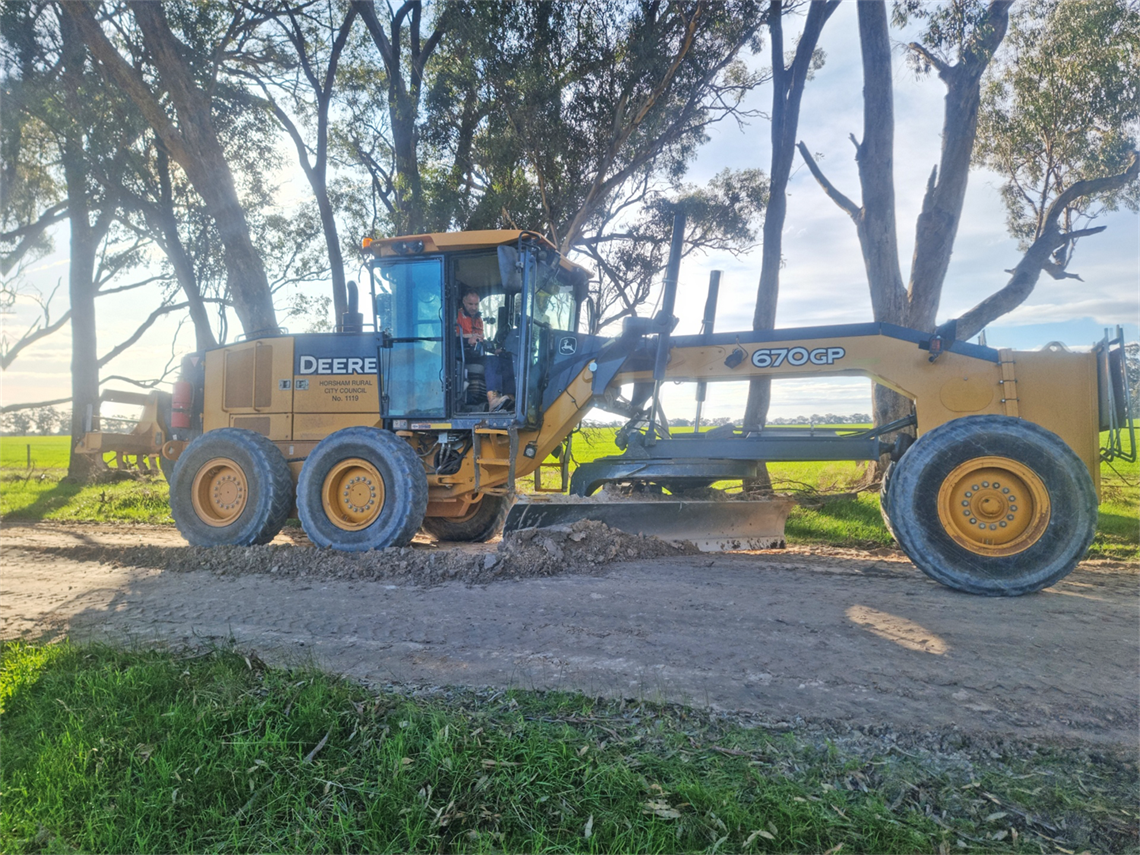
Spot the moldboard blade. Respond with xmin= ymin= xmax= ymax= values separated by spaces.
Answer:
xmin=502 ymin=498 xmax=793 ymax=552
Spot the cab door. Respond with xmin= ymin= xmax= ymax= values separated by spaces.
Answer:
xmin=373 ymin=257 xmax=446 ymax=418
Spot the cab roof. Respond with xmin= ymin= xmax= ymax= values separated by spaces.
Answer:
xmin=363 ymin=230 xmax=591 ymax=276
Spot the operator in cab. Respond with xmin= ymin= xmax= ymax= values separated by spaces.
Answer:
xmin=457 ymin=287 xmax=514 ymax=411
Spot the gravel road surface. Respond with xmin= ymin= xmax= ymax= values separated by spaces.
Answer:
xmin=3 ymin=522 xmax=1136 ymax=747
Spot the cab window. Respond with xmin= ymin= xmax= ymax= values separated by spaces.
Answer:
xmin=374 ymin=257 xmax=445 ymax=417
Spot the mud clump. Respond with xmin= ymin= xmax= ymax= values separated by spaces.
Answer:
xmin=33 ymin=521 xmax=699 ymax=586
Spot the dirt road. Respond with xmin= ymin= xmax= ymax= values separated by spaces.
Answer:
xmin=3 ymin=522 xmax=1136 ymax=746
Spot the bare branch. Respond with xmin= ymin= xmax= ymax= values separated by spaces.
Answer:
xmin=0 ymin=308 xmax=72 ymax=370
xmin=907 ymin=42 xmax=951 ymax=80
xmin=98 ymin=301 xmax=189 ymax=368
xmin=797 ymin=141 xmax=860 ymax=219
xmin=1061 ymin=226 xmax=1108 ymax=241
xmin=1 ymin=397 xmax=73 ymax=414
xmin=1042 ymin=151 xmax=1140 ymax=233
xmin=953 ymin=154 xmax=1138 ymax=340
xmin=0 ymin=202 xmax=69 ymax=242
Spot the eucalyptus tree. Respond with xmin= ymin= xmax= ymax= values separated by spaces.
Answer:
xmin=464 ymin=0 xmax=769 ymax=255
xmin=798 ymin=0 xmax=1138 ymax=431
xmin=959 ymin=0 xmax=1140 ymax=338
xmin=580 ymin=168 xmax=769 ymax=334
xmin=61 ymin=0 xmax=281 ymax=336
xmin=1 ymin=4 xmax=150 ymax=479
xmin=0 ymin=2 xmax=65 ymax=278
xmin=417 ymin=0 xmax=771 ymax=331
xmin=239 ymin=0 xmax=359 ymax=321
xmin=349 ymin=0 xmax=450 ymax=235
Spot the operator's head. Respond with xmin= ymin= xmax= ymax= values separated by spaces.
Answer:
xmin=461 ymin=287 xmax=480 ymax=317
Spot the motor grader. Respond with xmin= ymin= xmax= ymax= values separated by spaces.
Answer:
xmin=84 ymin=216 xmax=1134 ymax=596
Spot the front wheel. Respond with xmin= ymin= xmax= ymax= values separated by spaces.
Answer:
xmin=886 ymin=416 xmax=1096 ymax=596
xmin=422 ymin=493 xmax=511 ymax=542
xmin=297 ymin=427 xmax=427 ymax=551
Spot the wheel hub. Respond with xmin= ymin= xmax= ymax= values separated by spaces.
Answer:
xmin=937 ymin=456 xmax=1050 ymax=556
xmin=191 ymin=457 xmax=248 ymax=527
xmin=321 ymin=458 xmax=386 ymax=531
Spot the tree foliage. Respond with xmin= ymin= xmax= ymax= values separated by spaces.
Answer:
xmin=976 ymin=0 xmax=1140 ymax=251
xmin=581 ymin=167 xmax=768 ymax=333
xmin=61 ymin=0 xmax=281 ymax=336
xmin=459 ymin=0 xmax=768 ymax=251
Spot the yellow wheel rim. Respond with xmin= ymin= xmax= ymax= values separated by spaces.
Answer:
xmin=937 ymin=456 xmax=1050 ymax=556
xmin=191 ymin=457 xmax=248 ymax=527
xmin=321 ymin=458 xmax=386 ymax=531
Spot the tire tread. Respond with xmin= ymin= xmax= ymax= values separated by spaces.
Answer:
xmin=170 ymin=428 xmax=293 ymax=547
xmin=888 ymin=415 xmax=1096 ymax=596
xmin=297 ymin=427 xmax=428 ymax=551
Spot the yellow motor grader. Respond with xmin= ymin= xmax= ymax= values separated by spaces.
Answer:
xmin=84 ymin=217 xmax=1134 ymax=596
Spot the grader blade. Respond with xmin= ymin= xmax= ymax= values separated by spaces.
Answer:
xmin=502 ymin=496 xmax=795 ymax=552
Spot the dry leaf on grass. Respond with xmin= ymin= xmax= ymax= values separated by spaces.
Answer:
xmin=643 ymin=800 xmax=682 ymax=819
xmin=743 ymin=829 xmax=775 ymax=845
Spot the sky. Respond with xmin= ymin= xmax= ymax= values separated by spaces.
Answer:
xmin=3 ymin=3 xmax=1138 ymax=423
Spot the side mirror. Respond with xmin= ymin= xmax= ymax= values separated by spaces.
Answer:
xmin=497 ymin=246 xmax=523 ymax=294
xmin=571 ymin=268 xmax=590 ymax=306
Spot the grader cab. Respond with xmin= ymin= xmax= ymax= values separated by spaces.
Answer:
xmin=92 ymin=220 xmax=1133 ymax=596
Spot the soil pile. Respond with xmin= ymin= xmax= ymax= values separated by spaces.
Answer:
xmin=31 ymin=520 xmax=700 ymax=586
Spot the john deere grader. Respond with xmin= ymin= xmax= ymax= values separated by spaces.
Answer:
xmin=80 ymin=216 xmax=1134 ymax=596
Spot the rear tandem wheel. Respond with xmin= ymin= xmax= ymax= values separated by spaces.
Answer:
xmin=297 ymin=426 xmax=428 ymax=551
xmin=885 ymin=415 xmax=1097 ymax=596
xmin=170 ymin=428 xmax=293 ymax=546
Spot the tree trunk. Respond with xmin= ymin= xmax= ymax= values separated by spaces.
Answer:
xmin=60 ymin=13 xmax=103 ymax=483
xmin=153 ymin=145 xmax=216 ymax=351
xmin=857 ymin=2 xmax=913 ymax=470
xmin=352 ymin=0 xmax=444 ymax=236
xmin=62 ymin=1 xmax=279 ymax=337
xmin=743 ymin=0 xmax=839 ymax=437
xmin=905 ymin=3 xmax=1011 ymax=330
xmin=855 ymin=1 xmax=907 ymax=324
xmin=125 ymin=1 xmax=278 ymax=334
xmin=390 ymin=96 xmax=424 ymax=235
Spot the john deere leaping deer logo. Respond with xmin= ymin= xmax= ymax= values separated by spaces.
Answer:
xmin=558 ymin=336 xmax=577 ymax=355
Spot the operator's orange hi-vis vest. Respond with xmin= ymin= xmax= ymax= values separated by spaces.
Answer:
xmin=457 ymin=310 xmax=483 ymax=339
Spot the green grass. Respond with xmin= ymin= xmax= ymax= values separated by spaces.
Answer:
xmin=1093 ymin=441 xmax=1140 ymax=560
xmin=0 ymin=435 xmax=70 ymax=469
xmin=0 ymin=436 xmax=172 ymax=524
xmin=0 ymin=472 xmax=173 ymax=524
xmin=2 ymin=641 xmax=1136 ymax=854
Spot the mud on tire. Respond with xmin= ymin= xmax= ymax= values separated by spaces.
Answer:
xmin=886 ymin=415 xmax=1096 ymax=596
xmin=171 ymin=428 xmax=293 ymax=547
xmin=297 ymin=427 xmax=427 ymax=551
xmin=422 ymin=493 xmax=511 ymax=542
